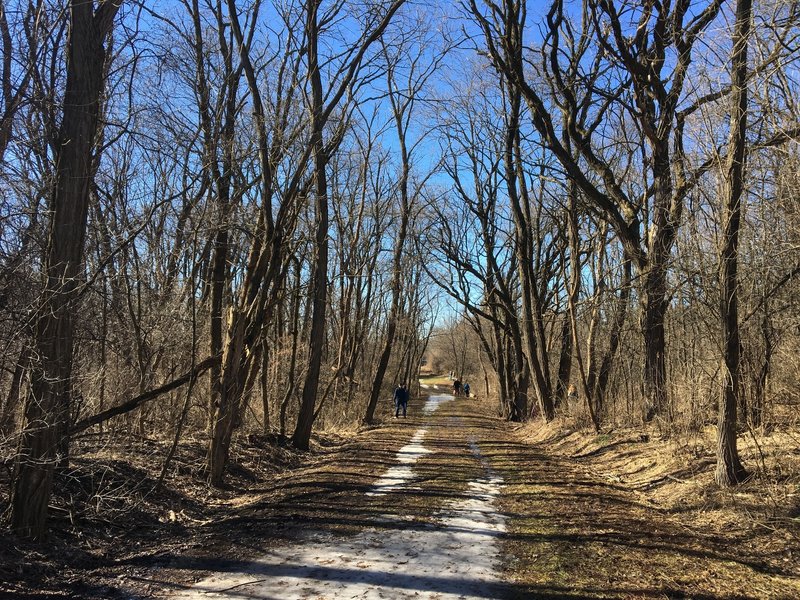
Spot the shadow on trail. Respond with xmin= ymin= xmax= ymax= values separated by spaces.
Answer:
xmin=126 ymin=553 xmax=724 ymax=600
xmin=121 ymin=394 xmax=795 ymax=600
xmin=133 ymin=559 xmax=521 ymax=598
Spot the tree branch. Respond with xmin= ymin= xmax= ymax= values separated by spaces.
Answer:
xmin=70 ymin=355 xmax=219 ymax=435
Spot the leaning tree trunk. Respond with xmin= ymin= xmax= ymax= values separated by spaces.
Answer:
xmin=9 ymin=0 xmax=120 ymax=540
xmin=207 ymin=0 xmax=301 ymax=483
xmin=716 ymin=0 xmax=750 ymax=487
xmin=207 ymin=318 xmax=249 ymax=485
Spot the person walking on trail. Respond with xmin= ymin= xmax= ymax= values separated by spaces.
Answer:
xmin=393 ymin=383 xmax=409 ymax=418
xmin=453 ymin=379 xmax=462 ymax=397
xmin=463 ymin=382 xmax=470 ymax=398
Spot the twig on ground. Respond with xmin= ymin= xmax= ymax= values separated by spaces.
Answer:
xmin=215 ymin=579 xmax=270 ymax=593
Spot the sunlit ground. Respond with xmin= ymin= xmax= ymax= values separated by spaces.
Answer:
xmin=418 ymin=373 xmax=452 ymax=386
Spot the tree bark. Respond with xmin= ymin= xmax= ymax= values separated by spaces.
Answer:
xmin=642 ymin=247 xmax=671 ymax=421
xmin=554 ymin=313 xmax=572 ymax=408
xmin=504 ymin=82 xmax=553 ymax=421
xmin=1 ymin=345 xmax=29 ymax=435
xmin=292 ymin=0 xmax=328 ymax=450
xmin=716 ymin=0 xmax=750 ymax=487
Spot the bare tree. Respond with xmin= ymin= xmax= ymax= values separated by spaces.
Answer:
xmin=716 ymin=0 xmax=751 ymax=487
xmin=206 ymin=0 xmax=308 ymax=484
xmin=426 ymin=68 xmax=528 ymax=419
xmin=468 ymin=0 xmax=725 ymax=421
xmin=292 ymin=0 xmax=408 ymax=448
xmin=9 ymin=0 xmax=122 ymax=539
xmin=363 ymin=17 xmax=445 ymax=424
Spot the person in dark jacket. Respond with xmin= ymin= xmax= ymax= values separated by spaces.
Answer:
xmin=393 ymin=383 xmax=409 ymax=418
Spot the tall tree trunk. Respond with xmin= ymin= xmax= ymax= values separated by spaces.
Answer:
xmin=501 ymin=331 xmax=516 ymax=418
xmin=362 ymin=91 xmax=412 ymax=425
xmin=9 ymin=0 xmax=120 ymax=540
xmin=593 ymin=256 xmax=632 ymax=413
xmin=492 ymin=323 xmax=509 ymax=415
xmin=641 ymin=264 xmax=669 ymax=422
xmin=280 ymin=261 xmax=302 ymax=437
xmin=642 ymin=151 xmax=676 ymax=424
xmin=716 ymin=0 xmax=751 ymax=487
xmin=1 ymin=346 xmax=29 ymax=435
xmin=554 ymin=313 xmax=572 ymax=408
xmin=566 ymin=197 xmax=600 ymax=433
xmin=499 ymin=306 xmax=529 ymax=421
xmin=557 ymin=180 xmax=581 ymax=406
xmin=504 ymin=85 xmax=552 ymax=421
xmin=750 ymin=311 xmax=772 ymax=428
xmin=261 ymin=336 xmax=271 ymax=433
xmin=292 ymin=1 xmax=328 ymax=450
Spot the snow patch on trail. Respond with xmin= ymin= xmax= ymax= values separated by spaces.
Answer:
xmin=366 ymin=428 xmax=430 ymax=497
xmin=422 ymin=393 xmax=450 ymax=414
xmin=176 ymin=496 xmax=506 ymax=600
xmin=365 ymin=395 xmax=451 ymax=497
xmin=172 ymin=393 xmax=507 ymax=599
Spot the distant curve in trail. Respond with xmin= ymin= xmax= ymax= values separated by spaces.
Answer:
xmin=172 ymin=394 xmax=507 ymax=600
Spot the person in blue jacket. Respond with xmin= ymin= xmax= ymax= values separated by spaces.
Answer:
xmin=393 ymin=383 xmax=409 ymax=418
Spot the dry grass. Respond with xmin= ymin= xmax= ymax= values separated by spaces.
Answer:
xmin=420 ymin=373 xmax=454 ymax=386
xmin=520 ymin=419 xmax=800 ymax=523
xmin=500 ymin=416 xmax=800 ymax=598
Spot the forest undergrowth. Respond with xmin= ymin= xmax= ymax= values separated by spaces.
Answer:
xmin=0 ymin=422 xmax=404 ymax=598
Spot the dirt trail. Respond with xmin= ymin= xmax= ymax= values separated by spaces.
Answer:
xmin=140 ymin=388 xmax=799 ymax=600
xmin=171 ymin=393 xmax=509 ymax=599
